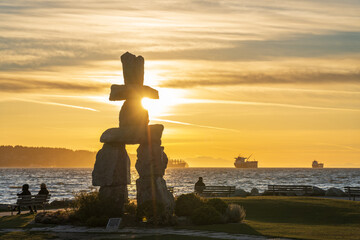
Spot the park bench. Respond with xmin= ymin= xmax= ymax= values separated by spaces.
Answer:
xmin=8 ymin=194 xmax=51 ymax=215
xmin=268 ymin=185 xmax=313 ymax=196
xmin=198 ymin=186 xmax=236 ymax=197
xmin=344 ymin=187 xmax=360 ymax=201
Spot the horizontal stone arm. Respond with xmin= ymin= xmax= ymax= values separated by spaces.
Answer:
xmin=109 ymin=85 xmax=159 ymax=101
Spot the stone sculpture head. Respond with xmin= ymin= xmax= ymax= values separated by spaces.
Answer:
xmin=121 ymin=52 xmax=144 ymax=86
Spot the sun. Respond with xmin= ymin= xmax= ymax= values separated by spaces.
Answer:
xmin=141 ymin=88 xmax=185 ymax=118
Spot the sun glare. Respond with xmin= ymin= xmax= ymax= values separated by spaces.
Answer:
xmin=141 ymin=88 xmax=186 ymax=117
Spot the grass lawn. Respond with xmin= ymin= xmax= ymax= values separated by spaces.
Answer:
xmin=185 ymin=196 xmax=360 ymax=240
xmin=0 ymin=214 xmax=35 ymax=229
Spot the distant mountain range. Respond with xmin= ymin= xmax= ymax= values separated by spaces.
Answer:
xmin=0 ymin=145 xmax=141 ymax=168
xmin=0 ymin=145 xmax=98 ymax=167
xmin=0 ymin=145 xmax=232 ymax=168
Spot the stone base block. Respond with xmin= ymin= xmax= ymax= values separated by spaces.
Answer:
xmin=99 ymin=185 xmax=128 ymax=215
xmin=136 ymin=177 xmax=174 ymax=221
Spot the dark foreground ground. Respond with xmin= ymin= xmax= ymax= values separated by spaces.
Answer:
xmin=0 ymin=196 xmax=359 ymax=240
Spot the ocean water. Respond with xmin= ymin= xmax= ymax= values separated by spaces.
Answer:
xmin=0 ymin=168 xmax=359 ymax=203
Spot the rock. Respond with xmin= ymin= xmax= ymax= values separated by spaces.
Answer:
xmin=312 ymin=186 xmax=326 ymax=196
xmin=99 ymin=185 xmax=128 ymax=215
xmin=109 ymin=85 xmax=159 ymax=101
xmin=119 ymin=99 xmax=149 ymax=129
xmin=250 ymin=188 xmax=259 ymax=196
xmin=101 ymin=127 xmax=143 ymax=144
xmin=121 ymin=52 xmax=144 ymax=85
xmin=136 ymin=144 xmax=168 ymax=177
xmin=234 ymin=188 xmax=248 ymax=197
xmin=136 ymin=176 xmax=174 ymax=222
xmin=144 ymin=124 xmax=165 ymax=145
xmin=92 ymin=143 xmax=130 ymax=186
xmin=325 ymin=187 xmax=346 ymax=197
xmin=100 ymin=124 xmax=164 ymax=144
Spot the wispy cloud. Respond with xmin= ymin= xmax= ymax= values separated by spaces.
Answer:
xmin=11 ymin=98 xmax=98 ymax=112
xmin=160 ymin=70 xmax=360 ymax=88
xmin=152 ymin=118 xmax=241 ymax=132
xmin=176 ymin=98 xmax=360 ymax=112
xmin=0 ymin=78 xmax=108 ymax=93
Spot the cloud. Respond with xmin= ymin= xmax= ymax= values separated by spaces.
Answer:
xmin=180 ymin=98 xmax=360 ymax=112
xmin=152 ymin=118 xmax=242 ymax=132
xmin=160 ymin=70 xmax=360 ymax=88
xmin=0 ymin=79 xmax=108 ymax=93
xmin=12 ymin=98 xmax=98 ymax=112
xmin=1 ymin=31 xmax=359 ymax=72
xmin=145 ymin=32 xmax=360 ymax=61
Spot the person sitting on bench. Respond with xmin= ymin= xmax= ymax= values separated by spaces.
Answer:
xmin=194 ymin=177 xmax=206 ymax=194
xmin=33 ymin=183 xmax=50 ymax=213
xmin=15 ymin=184 xmax=34 ymax=214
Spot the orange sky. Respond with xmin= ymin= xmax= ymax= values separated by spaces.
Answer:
xmin=0 ymin=0 xmax=359 ymax=167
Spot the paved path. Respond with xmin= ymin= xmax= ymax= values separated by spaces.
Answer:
xmin=0 ymin=225 xmax=290 ymax=240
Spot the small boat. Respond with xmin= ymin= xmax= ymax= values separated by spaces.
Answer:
xmin=234 ymin=154 xmax=258 ymax=168
xmin=167 ymin=159 xmax=189 ymax=168
xmin=312 ymin=160 xmax=324 ymax=168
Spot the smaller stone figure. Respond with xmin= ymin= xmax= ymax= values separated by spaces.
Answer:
xmin=194 ymin=177 xmax=206 ymax=194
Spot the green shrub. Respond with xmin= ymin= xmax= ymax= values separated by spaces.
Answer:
xmin=225 ymin=204 xmax=246 ymax=223
xmin=206 ymin=198 xmax=228 ymax=215
xmin=191 ymin=205 xmax=222 ymax=225
xmin=175 ymin=193 xmax=204 ymax=216
xmin=73 ymin=191 xmax=122 ymax=226
xmin=136 ymin=200 xmax=165 ymax=223
xmin=35 ymin=209 xmax=75 ymax=224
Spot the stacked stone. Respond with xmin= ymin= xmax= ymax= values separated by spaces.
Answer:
xmin=92 ymin=52 xmax=174 ymax=219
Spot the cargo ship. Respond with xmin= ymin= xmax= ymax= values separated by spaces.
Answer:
xmin=234 ymin=154 xmax=258 ymax=168
xmin=167 ymin=159 xmax=189 ymax=168
xmin=312 ymin=160 xmax=324 ymax=168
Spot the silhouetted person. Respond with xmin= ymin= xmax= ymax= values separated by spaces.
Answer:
xmin=15 ymin=184 xmax=33 ymax=214
xmin=34 ymin=183 xmax=49 ymax=213
xmin=38 ymin=183 xmax=49 ymax=195
xmin=194 ymin=177 xmax=206 ymax=194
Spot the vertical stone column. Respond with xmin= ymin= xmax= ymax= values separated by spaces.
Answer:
xmin=92 ymin=143 xmax=130 ymax=215
xmin=136 ymin=126 xmax=174 ymax=222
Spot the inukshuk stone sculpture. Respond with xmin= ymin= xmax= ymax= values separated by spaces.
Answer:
xmin=92 ymin=52 xmax=174 ymax=220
